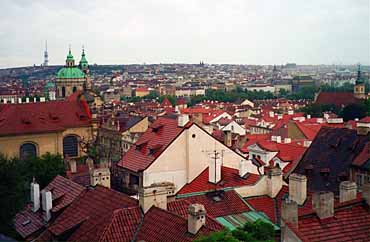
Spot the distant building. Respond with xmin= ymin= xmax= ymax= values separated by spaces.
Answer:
xmin=291 ymin=75 xmax=315 ymax=92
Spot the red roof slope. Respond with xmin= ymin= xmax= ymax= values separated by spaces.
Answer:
xmin=136 ymin=206 xmax=217 ymax=242
xmin=178 ymin=166 xmax=260 ymax=195
xmin=176 ymin=190 xmax=251 ymax=218
xmin=48 ymin=186 xmax=138 ymax=241
xmin=315 ymin=92 xmax=359 ymax=107
xmin=0 ymin=100 xmax=91 ymax=136
xmin=296 ymin=201 xmax=370 ymax=242
xmin=99 ymin=207 xmax=142 ymax=242
xmin=117 ymin=117 xmax=189 ymax=172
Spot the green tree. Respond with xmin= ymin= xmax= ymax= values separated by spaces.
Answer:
xmin=0 ymin=153 xmax=66 ymax=237
xmin=300 ymin=103 xmax=340 ymax=117
xmin=340 ymin=103 xmax=368 ymax=121
xmin=195 ymin=219 xmax=275 ymax=242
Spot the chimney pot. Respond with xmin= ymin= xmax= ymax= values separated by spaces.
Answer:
xmin=209 ymin=154 xmax=222 ymax=184
xmin=41 ymin=190 xmax=52 ymax=222
xmin=30 ymin=182 xmax=40 ymax=212
xmin=339 ymin=181 xmax=357 ymax=203
xmin=289 ymin=173 xmax=307 ymax=205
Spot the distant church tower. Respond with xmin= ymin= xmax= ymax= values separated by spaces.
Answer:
xmin=43 ymin=41 xmax=49 ymax=66
xmin=354 ymin=64 xmax=365 ymax=99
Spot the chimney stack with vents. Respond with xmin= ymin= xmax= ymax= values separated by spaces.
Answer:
xmin=312 ymin=192 xmax=334 ymax=219
xmin=339 ymin=181 xmax=357 ymax=203
xmin=139 ymin=184 xmax=169 ymax=213
xmin=289 ymin=173 xmax=307 ymax=205
xmin=188 ymin=204 xmax=206 ymax=235
xmin=30 ymin=180 xmax=40 ymax=212
xmin=41 ymin=190 xmax=52 ymax=222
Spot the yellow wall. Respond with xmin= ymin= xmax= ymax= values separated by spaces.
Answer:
xmin=0 ymin=126 xmax=92 ymax=158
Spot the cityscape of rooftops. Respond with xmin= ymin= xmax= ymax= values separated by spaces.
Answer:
xmin=0 ymin=1 xmax=369 ymax=242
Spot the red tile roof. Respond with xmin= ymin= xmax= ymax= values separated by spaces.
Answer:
xmin=245 ymin=195 xmax=277 ymax=223
xmin=99 ymin=207 xmax=142 ymax=242
xmin=48 ymin=186 xmax=138 ymax=241
xmin=178 ymin=166 xmax=261 ymax=195
xmin=167 ymin=200 xmax=224 ymax=230
xmin=0 ymin=99 xmax=91 ymax=136
xmin=14 ymin=176 xmax=84 ymax=239
xmin=315 ymin=92 xmax=359 ymax=107
xmin=136 ymin=206 xmax=217 ymax=242
xmin=176 ymin=190 xmax=251 ymax=217
xmin=296 ymin=201 xmax=370 ymax=242
xmin=161 ymin=97 xmax=173 ymax=108
xmin=117 ymin=117 xmax=190 ymax=172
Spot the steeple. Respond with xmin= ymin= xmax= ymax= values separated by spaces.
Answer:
xmin=66 ymin=45 xmax=75 ymax=67
xmin=356 ymin=64 xmax=363 ymax=84
xmin=354 ymin=64 xmax=365 ymax=99
xmin=79 ymin=45 xmax=89 ymax=72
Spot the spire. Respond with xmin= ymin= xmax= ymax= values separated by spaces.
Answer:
xmin=79 ymin=45 xmax=89 ymax=71
xmin=356 ymin=64 xmax=363 ymax=84
xmin=66 ymin=45 xmax=75 ymax=66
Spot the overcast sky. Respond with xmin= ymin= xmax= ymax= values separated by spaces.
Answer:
xmin=0 ymin=0 xmax=369 ymax=68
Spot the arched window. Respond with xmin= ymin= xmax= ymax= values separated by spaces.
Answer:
xmin=62 ymin=86 xmax=66 ymax=97
xmin=63 ymin=135 xmax=79 ymax=157
xmin=20 ymin=142 xmax=37 ymax=159
xmin=72 ymin=86 xmax=77 ymax=93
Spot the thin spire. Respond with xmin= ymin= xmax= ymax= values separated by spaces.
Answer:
xmin=69 ymin=44 xmax=71 ymax=54
xmin=82 ymin=45 xmax=85 ymax=55
xmin=45 ymin=40 xmax=48 ymax=51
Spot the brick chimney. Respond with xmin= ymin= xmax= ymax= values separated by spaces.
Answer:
xmin=139 ymin=184 xmax=168 ymax=213
xmin=281 ymin=198 xmax=298 ymax=229
xmin=289 ymin=173 xmax=307 ymax=205
xmin=188 ymin=204 xmax=206 ymax=235
xmin=362 ymin=182 xmax=370 ymax=206
xmin=339 ymin=181 xmax=357 ymax=203
xmin=267 ymin=166 xmax=282 ymax=198
xmin=41 ymin=190 xmax=52 ymax=222
xmin=30 ymin=180 xmax=40 ymax=212
xmin=312 ymin=192 xmax=334 ymax=219
xmin=224 ymin=130 xmax=232 ymax=147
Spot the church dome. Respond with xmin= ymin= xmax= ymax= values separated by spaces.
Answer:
xmin=57 ymin=67 xmax=85 ymax=79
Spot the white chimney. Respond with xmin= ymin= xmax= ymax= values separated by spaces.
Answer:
xmin=188 ymin=204 xmax=206 ymax=235
xmin=271 ymin=136 xmax=277 ymax=142
xmin=289 ymin=173 xmax=307 ymax=205
xmin=139 ymin=184 xmax=169 ymax=213
xmin=339 ymin=181 xmax=357 ymax=203
xmin=239 ymin=159 xmax=248 ymax=177
xmin=30 ymin=181 xmax=40 ymax=212
xmin=26 ymin=97 xmax=29 ymax=103
xmin=276 ymin=136 xmax=282 ymax=143
xmin=3 ymin=98 xmax=7 ymax=103
xmin=307 ymin=114 xmax=311 ymax=119
xmin=18 ymin=98 xmax=22 ymax=104
xmin=303 ymin=140 xmax=312 ymax=147
xmin=10 ymin=98 xmax=15 ymax=104
xmin=312 ymin=192 xmax=334 ymax=219
xmin=41 ymin=190 xmax=52 ymax=222
xmin=209 ymin=153 xmax=222 ymax=184
xmin=284 ymin=138 xmax=291 ymax=144
xmin=178 ymin=114 xmax=189 ymax=127
xmin=269 ymin=111 xmax=274 ymax=118
xmin=40 ymin=97 xmax=46 ymax=102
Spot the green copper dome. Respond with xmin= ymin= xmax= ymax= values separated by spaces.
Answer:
xmin=79 ymin=48 xmax=89 ymax=69
xmin=57 ymin=67 xmax=85 ymax=79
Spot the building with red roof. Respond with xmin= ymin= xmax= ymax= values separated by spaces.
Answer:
xmin=0 ymin=98 xmax=93 ymax=159
xmin=314 ymin=91 xmax=360 ymax=107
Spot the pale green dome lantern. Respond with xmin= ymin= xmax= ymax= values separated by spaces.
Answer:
xmin=79 ymin=47 xmax=89 ymax=70
xmin=57 ymin=47 xmax=86 ymax=79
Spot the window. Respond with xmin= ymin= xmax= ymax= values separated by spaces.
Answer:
xmin=63 ymin=135 xmax=79 ymax=157
xmin=62 ymin=86 xmax=66 ymax=97
xmin=20 ymin=143 xmax=37 ymax=159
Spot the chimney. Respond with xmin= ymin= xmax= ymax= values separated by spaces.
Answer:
xmin=69 ymin=159 xmax=77 ymax=173
xmin=288 ymin=110 xmax=294 ymax=115
xmin=26 ymin=97 xmax=29 ymax=103
xmin=339 ymin=181 xmax=357 ymax=203
xmin=281 ymin=198 xmax=298 ymax=229
xmin=40 ymin=97 xmax=46 ymax=102
xmin=209 ymin=153 xmax=222 ymax=184
xmin=284 ymin=138 xmax=291 ymax=144
xmin=139 ymin=184 xmax=168 ymax=213
xmin=30 ymin=181 xmax=40 ymax=212
xmin=303 ymin=140 xmax=312 ymax=148
xmin=307 ymin=114 xmax=311 ymax=119
xmin=239 ymin=159 xmax=248 ymax=177
xmin=18 ymin=98 xmax=22 ymax=104
xmin=269 ymin=111 xmax=274 ymax=118
xmin=188 ymin=204 xmax=206 ymax=235
xmin=11 ymin=98 xmax=15 ymax=104
xmin=289 ymin=173 xmax=307 ymax=205
xmin=90 ymin=168 xmax=111 ymax=188
xmin=224 ymin=130 xmax=232 ymax=147
xmin=41 ymin=190 xmax=52 ymax=222
xmin=178 ymin=114 xmax=189 ymax=127
xmin=86 ymin=157 xmax=94 ymax=173
xmin=362 ymin=182 xmax=370 ymax=206
xmin=267 ymin=166 xmax=282 ymax=198
xmin=312 ymin=192 xmax=334 ymax=219
xmin=276 ymin=136 xmax=282 ymax=143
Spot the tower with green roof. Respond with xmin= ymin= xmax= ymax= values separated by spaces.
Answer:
xmin=56 ymin=46 xmax=90 ymax=99
xmin=354 ymin=64 xmax=365 ymax=99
